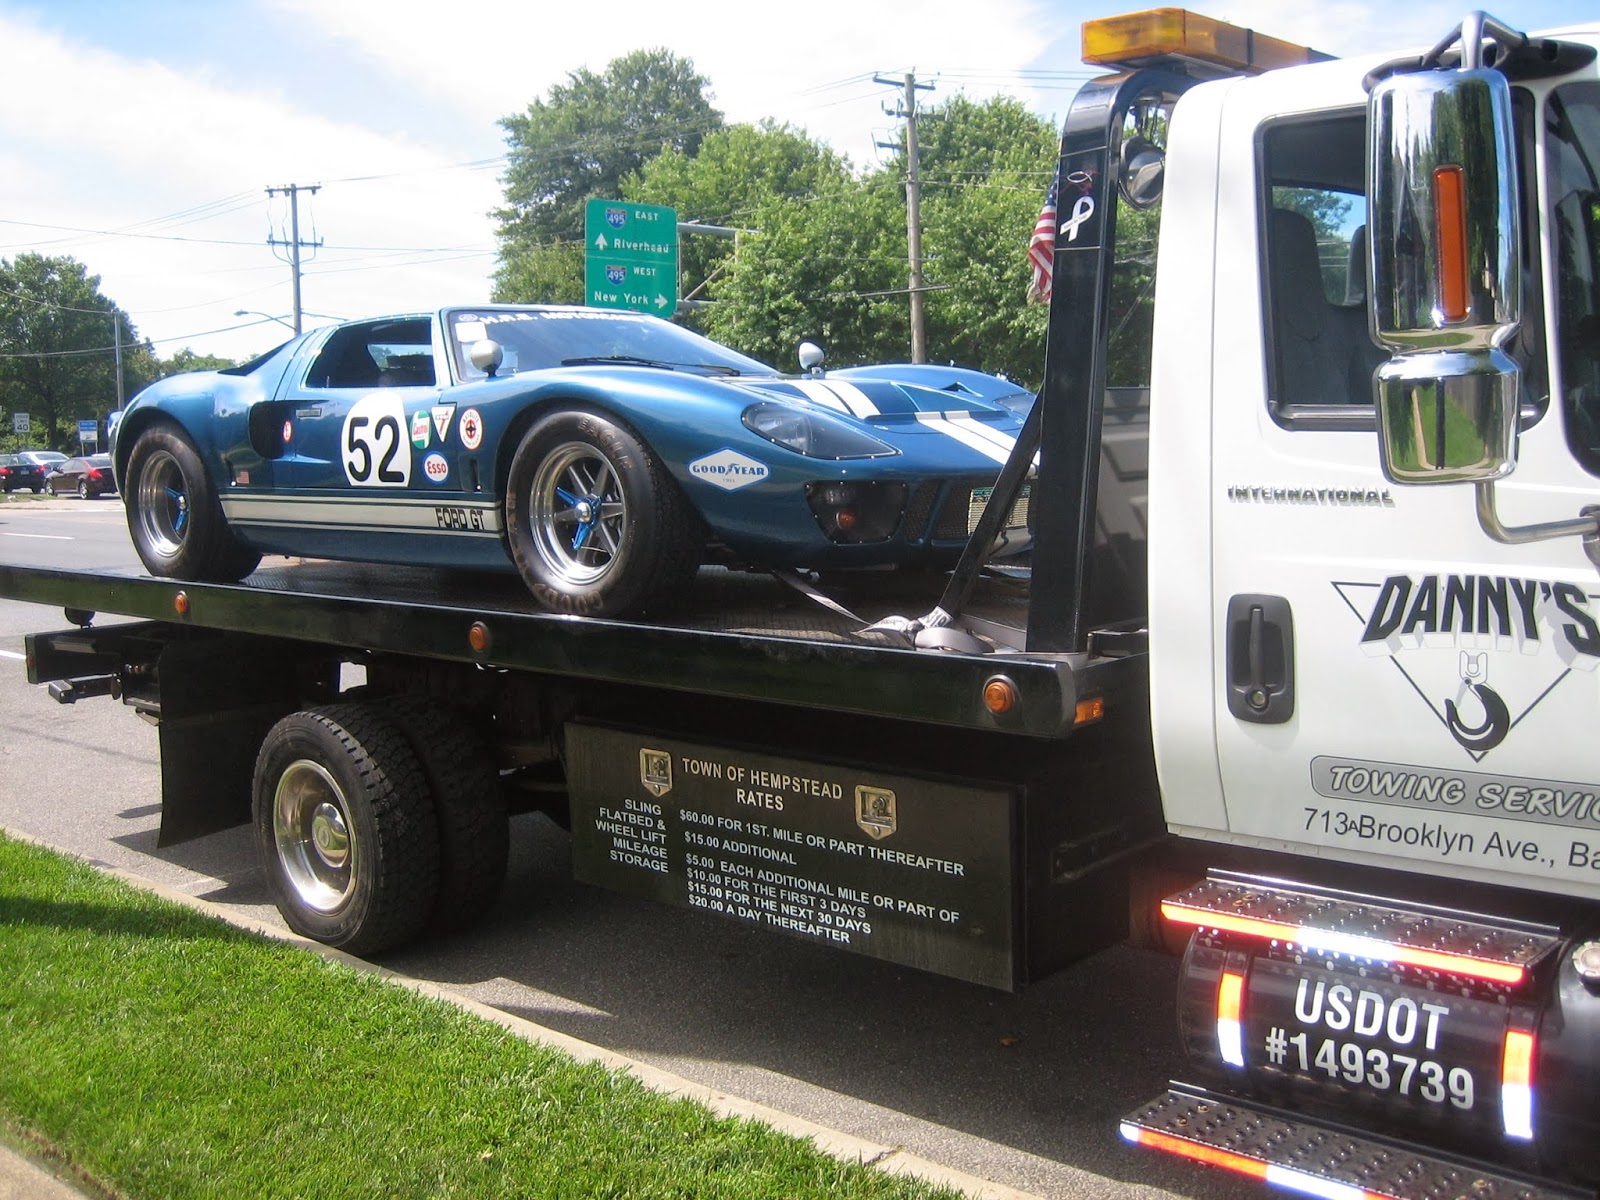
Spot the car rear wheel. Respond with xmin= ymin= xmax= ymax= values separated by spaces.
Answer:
xmin=125 ymin=425 xmax=261 ymax=581
xmin=254 ymin=704 xmax=440 ymax=954
xmin=77 ymin=479 xmax=88 ymax=500
xmin=504 ymin=408 xmax=701 ymax=616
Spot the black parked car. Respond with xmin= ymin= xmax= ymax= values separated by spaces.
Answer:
xmin=47 ymin=454 xmax=117 ymax=498
xmin=0 ymin=454 xmax=48 ymax=493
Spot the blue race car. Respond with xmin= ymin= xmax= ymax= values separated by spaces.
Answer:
xmin=115 ymin=306 xmax=1034 ymax=616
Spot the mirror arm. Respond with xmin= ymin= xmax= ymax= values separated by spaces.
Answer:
xmin=1475 ymin=482 xmax=1600 ymax=564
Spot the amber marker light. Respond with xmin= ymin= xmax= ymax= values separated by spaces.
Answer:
xmin=173 ymin=591 xmax=190 ymax=616
xmin=1160 ymin=901 xmax=1528 ymax=985
xmin=1216 ymin=970 xmax=1246 ymax=1067
xmin=1501 ymin=1028 xmax=1535 ymax=1139
xmin=468 ymin=621 xmax=491 ymax=654
xmin=1434 ymin=164 xmax=1470 ymax=323
xmin=1074 ymin=697 xmax=1105 ymax=725
xmin=982 ymin=675 xmax=1018 ymax=715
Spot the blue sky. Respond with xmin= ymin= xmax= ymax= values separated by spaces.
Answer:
xmin=0 ymin=0 xmax=1584 ymax=365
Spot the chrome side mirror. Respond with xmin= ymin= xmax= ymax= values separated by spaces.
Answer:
xmin=1368 ymin=64 xmax=1519 ymax=484
xmin=798 ymin=341 xmax=826 ymax=376
xmin=469 ymin=338 xmax=504 ymax=378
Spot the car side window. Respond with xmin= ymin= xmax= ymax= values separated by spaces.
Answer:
xmin=304 ymin=320 xmax=434 ymax=389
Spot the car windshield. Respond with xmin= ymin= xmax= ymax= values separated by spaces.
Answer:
xmin=446 ymin=308 xmax=776 ymax=381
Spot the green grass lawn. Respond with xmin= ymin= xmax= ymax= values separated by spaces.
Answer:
xmin=0 ymin=833 xmax=960 ymax=1200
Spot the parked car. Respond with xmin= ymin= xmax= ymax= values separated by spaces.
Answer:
xmin=115 ymin=305 xmax=1036 ymax=616
xmin=0 ymin=454 xmax=48 ymax=493
xmin=47 ymin=454 xmax=117 ymax=498
xmin=17 ymin=450 xmax=68 ymax=477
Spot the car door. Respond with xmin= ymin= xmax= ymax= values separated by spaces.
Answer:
xmin=1204 ymin=80 xmax=1600 ymax=893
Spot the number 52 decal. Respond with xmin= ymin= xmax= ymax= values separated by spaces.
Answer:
xmin=342 ymin=394 xmax=411 ymax=487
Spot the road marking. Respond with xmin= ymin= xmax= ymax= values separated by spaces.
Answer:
xmin=0 ymin=649 xmax=24 ymax=660
xmin=0 ymin=531 xmax=73 ymax=540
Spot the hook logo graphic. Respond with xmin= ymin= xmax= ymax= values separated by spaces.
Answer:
xmin=1445 ymin=683 xmax=1511 ymax=753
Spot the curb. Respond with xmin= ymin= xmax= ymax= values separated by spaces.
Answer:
xmin=0 ymin=826 xmax=1049 ymax=1200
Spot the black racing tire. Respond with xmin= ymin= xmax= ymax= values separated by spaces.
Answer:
xmin=504 ymin=408 xmax=702 ymax=617
xmin=124 ymin=424 xmax=261 ymax=581
xmin=253 ymin=704 xmax=441 ymax=955
xmin=381 ymin=695 xmax=509 ymax=932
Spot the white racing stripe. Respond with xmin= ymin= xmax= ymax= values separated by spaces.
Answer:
xmin=790 ymin=380 xmax=851 ymax=413
xmin=915 ymin=412 xmax=1038 ymax=468
xmin=817 ymin=379 xmax=879 ymax=418
xmin=222 ymin=493 xmax=502 ymax=535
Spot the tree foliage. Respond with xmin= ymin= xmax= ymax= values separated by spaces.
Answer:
xmin=493 ymin=48 xmax=723 ymax=303
xmin=0 ymin=254 xmax=156 ymax=452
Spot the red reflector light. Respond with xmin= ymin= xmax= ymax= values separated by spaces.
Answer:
xmin=1160 ymin=901 xmax=1527 ymax=985
xmin=1120 ymin=1124 xmax=1267 ymax=1179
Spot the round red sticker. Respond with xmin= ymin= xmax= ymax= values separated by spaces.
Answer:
xmin=459 ymin=408 xmax=483 ymax=451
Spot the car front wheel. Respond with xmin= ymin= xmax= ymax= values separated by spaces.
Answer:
xmin=504 ymin=408 xmax=702 ymax=617
xmin=124 ymin=425 xmax=261 ymax=581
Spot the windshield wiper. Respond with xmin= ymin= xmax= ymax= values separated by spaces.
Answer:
xmin=559 ymin=354 xmax=741 ymax=376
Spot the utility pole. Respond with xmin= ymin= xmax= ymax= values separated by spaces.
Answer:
xmin=112 ymin=316 xmax=124 ymax=410
xmin=874 ymin=72 xmax=934 ymax=362
xmin=266 ymin=183 xmax=323 ymax=334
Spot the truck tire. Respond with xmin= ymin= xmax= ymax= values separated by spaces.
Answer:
xmin=124 ymin=424 xmax=261 ymax=582
xmin=381 ymin=695 xmax=509 ymax=932
xmin=253 ymin=704 xmax=440 ymax=955
xmin=504 ymin=408 xmax=701 ymax=617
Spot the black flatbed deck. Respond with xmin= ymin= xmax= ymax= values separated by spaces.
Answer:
xmin=0 ymin=559 xmax=1142 ymax=738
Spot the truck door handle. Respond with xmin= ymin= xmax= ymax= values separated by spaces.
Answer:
xmin=1226 ymin=594 xmax=1295 ymax=724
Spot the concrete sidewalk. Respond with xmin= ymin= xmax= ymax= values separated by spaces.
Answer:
xmin=0 ymin=1136 xmax=97 ymax=1200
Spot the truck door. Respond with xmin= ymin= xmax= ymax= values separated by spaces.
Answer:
xmin=1200 ymin=78 xmax=1600 ymax=896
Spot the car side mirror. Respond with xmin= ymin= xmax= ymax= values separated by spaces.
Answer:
xmin=798 ymin=342 xmax=825 ymax=376
xmin=469 ymin=338 xmax=504 ymax=378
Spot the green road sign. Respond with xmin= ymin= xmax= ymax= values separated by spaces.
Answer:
xmin=584 ymin=199 xmax=679 ymax=315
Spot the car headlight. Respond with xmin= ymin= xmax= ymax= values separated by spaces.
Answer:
xmin=741 ymin=402 xmax=898 ymax=460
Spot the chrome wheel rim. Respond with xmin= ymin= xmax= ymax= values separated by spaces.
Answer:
xmin=135 ymin=449 xmax=191 ymax=557
xmin=272 ymin=759 xmax=357 ymax=914
xmin=530 ymin=442 xmax=626 ymax=586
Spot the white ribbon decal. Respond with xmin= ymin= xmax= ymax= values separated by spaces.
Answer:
xmin=1061 ymin=194 xmax=1095 ymax=242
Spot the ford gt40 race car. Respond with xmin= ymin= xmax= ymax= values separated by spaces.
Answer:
xmin=114 ymin=305 xmax=1034 ymax=616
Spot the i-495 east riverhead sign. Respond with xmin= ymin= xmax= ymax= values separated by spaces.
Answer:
xmin=584 ymin=200 xmax=679 ymax=315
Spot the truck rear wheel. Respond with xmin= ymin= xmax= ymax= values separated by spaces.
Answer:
xmin=381 ymin=695 xmax=509 ymax=931
xmin=253 ymin=704 xmax=440 ymax=955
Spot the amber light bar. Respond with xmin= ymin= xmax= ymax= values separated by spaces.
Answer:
xmin=1082 ymin=8 xmax=1322 ymax=74
xmin=1120 ymin=1124 xmax=1392 ymax=1200
xmin=1161 ymin=902 xmax=1528 ymax=985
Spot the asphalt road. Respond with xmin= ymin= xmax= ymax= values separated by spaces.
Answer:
xmin=0 ymin=495 xmax=1253 ymax=1200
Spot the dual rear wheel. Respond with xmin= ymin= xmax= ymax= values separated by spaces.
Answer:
xmin=253 ymin=698 xmax=508 ymax=956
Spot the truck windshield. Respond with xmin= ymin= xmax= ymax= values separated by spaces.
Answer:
xmin=1547 ymin=81 xmax=1600 ymax=474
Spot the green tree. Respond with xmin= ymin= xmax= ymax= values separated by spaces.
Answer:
xmin=493 ymin=48 xmax=723 ymax=303
xmin=0 ymin=254 xmax=137 ymax=451
xmin=912 ymin=95 xmax=1058 ymax=386
xmin=157 ymin=348 xmax=238 ymax=378
xmin=628 ymin=121 xmax=850 ymax=314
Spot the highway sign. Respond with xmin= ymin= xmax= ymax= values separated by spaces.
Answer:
xmin=78 ymin=418 xmax=98 ymax=445
xmin=584 ymin=200 xmax=679 ymax=315
xmin=11 ymin=412 xmax=28 ymax=435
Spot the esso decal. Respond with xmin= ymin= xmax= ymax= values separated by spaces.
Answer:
xmin=423 ymin=453 xmax=450 ymax=484
xmin=458 ymin=407 xmax=484 ymax=451
xmin=342 ymin=394 xmax=411 ymax=487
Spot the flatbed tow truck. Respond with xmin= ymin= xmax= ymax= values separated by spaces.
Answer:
xmin=6 ymin=8 xmax=1600 ymax=1199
